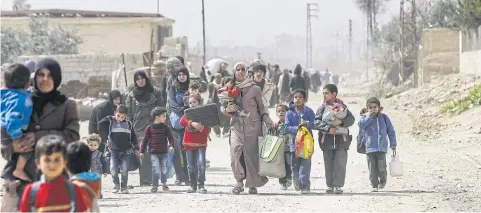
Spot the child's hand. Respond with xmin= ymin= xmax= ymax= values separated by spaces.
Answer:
xmin=169 ymin=147 xmax=175 ymax=152
xmin=332 ymin=118 xmax=342 ymax=126
xmin=329 ymin=127 xmax=337 ymax=134
xmin=245 ymin=112 xmax=251 ymax=118
xmin=391 ymin=145 xmax=396 ymax=150
xmin=139 ymin=153 xmax=144 ymax=159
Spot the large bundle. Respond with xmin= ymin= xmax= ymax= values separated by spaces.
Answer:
xmin=184 ymin=103 xmax=220 ymax=128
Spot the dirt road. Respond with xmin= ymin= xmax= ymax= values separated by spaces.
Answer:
xmin=89 ymin=93 xmax=480 ymax=212
xmin=2 ymin=91 xmax=480 ymax=211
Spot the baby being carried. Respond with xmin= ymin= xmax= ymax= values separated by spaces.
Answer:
xmin=217 ymin=78 xmax=250 ymax=118
xmin=322 ymin=102 xmax=348 ymax=134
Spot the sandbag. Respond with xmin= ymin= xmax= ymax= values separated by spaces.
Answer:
xmin=258 ymin=134 xmax=286 ymax=178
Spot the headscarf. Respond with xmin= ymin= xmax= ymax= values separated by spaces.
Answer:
xmin=233 ymin=62 xmax=254 ymax=89
xmin=133 ymin=71 xmax=154 ymax=102
xmin=175 ymin=67 xmax=190 ymax=91
xmin=32 ymin=58 xmax=67 ymax=116
xmin=166 ymin=57 xmax=183 ymax=75
xmin=108 ymin=90 xmax=122 ymax=107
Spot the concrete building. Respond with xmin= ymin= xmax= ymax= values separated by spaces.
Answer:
xmin=1 ymin=9 xmax=175 ymax=53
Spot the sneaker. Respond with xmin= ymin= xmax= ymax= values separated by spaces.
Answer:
xmin=379 ymin=179 xmax=387 ymax=189
xmin=280 ymin=183 xmax=288 ymax=190
xmin=198 ymin=186 xmax=207 ymax=194
xmin=162 ymin=184 xmax=169 ymax=191
xmin=206 ymin=160 xmax=211 ymax=168
xmin=286 ymin=179 xmax=293 ymax=188
xmin=301 ymin=188 xmax=310 ymax=194
xmin=334 ymin=186 xmax=343 ymax=194
xmin=371 ymin=187 xmax=378 ymax=192
xmin=119 ymin=189 xmax=129 ymax=194
xmin=127 ymin=185 xmax=134 ymax=189
xmin=248 ymin=188 xmax=257 ymax=194
xmin=151 ymin=187 xmax=158 ymax=193
xmin=112 ymin=185 xmax=120 ymax=193
xmin=326 ymin=187 xmax=334 ymax=194
xmin=175 ymin=180 xmax=182 ymax=186
xmin=187 ymin=187 xmax=197 ymax=193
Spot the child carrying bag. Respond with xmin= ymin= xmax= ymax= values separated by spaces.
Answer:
xmin=295 ymin=126 xmax=314 ymax=159
xmin=389 ymin=150 xmax=404 ymax=177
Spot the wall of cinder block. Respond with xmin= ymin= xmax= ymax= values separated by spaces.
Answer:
xmin=17 ymin=53 xmax=145 ymax=98
xmin=421 ymin=28 xmax=460 ymax=83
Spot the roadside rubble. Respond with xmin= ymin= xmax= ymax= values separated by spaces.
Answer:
xmin=384 ymin=74 xmax=481 ymax=142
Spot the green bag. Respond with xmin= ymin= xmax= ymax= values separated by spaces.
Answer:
xmin=260 ymin=134 xmax=285 ymax=162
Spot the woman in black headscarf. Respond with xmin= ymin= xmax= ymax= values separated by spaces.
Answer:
xmin=125 ymin=70 xmax=164 ymax=186
xmin=1 ymin=58 xmax=79 ymax=211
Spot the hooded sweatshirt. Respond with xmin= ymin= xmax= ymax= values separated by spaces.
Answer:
xmin=70 ymin=172 xmax=101 ymax=212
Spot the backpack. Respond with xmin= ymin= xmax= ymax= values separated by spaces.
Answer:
xmin=357 ymin=114 xmax=387 ymax=154
xmin=29 ymin=181 xmax=76 ymax=212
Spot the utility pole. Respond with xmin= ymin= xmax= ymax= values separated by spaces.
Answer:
xmin=156 ymin=0 xmax=159 ymax=15
xmin=306 ymin=3 xmax=318 ymax=69
xmin=349 ymin=19 xmax=353 ymax=72
xmin=366 ymin=6 xmax=370 ymax=81
xmin=399 ymin=0 xmax=418 ymax=87
xmin=202 ymin=0 xmax=207 ymax=65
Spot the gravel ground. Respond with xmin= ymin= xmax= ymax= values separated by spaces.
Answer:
xmin=2 ymin=90 xmax=480 ymax=212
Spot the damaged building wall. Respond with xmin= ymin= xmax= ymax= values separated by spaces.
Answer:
xmin=17 ymin=53 xmax=145 ymax=98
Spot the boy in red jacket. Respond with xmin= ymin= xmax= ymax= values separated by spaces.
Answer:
xmin=20 ymin=134 xmax=88 ymax=212
xmin=180 ymin=94 xmax=210 ymax=194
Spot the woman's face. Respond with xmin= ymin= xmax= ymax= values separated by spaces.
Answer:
xmin=136 ymin=75 xmax=146 ymax=87
xmin=36 ymin=68 xmax=54 ymax=93
xmin=178 ymin=72 xmax=188 ymax=83
xmin=235 ymin=65 xmax=246 ymax=81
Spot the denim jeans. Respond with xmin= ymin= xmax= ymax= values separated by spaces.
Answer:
xmin=110 ymin=150 xmax=131 ymax=189
xmin=185 ymin=148 xmax=206 ymax=188
xmin=171 ymin=130 xmax=189 ymax=182
xmin=291 ymin=152 xmax=312 ymax=189
xmin=151 ymin=153 xmax=169 ymax=186
xmin=279 ymin=152 xmax=293 ymax=184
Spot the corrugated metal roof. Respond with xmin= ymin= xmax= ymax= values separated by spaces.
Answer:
xmin=1 ymin=9 xmax=164 ymax=18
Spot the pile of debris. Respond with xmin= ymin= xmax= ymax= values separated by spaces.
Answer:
xmin=385 ymin=74 xmax=481 ymax=141
xmin=73 ymin=97 xmax=108 ymax=121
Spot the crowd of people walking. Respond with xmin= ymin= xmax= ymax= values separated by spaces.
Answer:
xmin=0 ymin=56 xmax=397 ymax=212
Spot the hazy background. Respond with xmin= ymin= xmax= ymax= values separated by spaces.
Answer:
xmin=1 ymin=0 xmax=400 ymax=70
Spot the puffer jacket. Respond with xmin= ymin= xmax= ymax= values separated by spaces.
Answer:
xmin=358 ymin=113 xmax=397 ymax=153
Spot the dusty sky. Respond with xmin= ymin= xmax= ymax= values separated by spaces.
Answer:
xmin=1 ymin=0 xmax=399 ymax=47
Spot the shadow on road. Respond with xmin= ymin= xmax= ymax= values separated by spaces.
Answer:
xmin=128 ymin=190 xmax=186 ymax=195
xmin=100 ymin=197 xmax=134 ymax=201
xmin=381 ymin=190 xmax=437 ymax=194
xmin=206 ymin=167 xmax=232 ymax=172
xmin=99 ymin=203 xmax=127 ymax=207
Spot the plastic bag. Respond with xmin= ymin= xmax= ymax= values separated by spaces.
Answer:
xmin=258 ymin=134 xmax=286 ymax=178
xmin=389 ymin=151 xmax=404 ymax=177
xmin=295 ymin=126 xmax=314 ymax=159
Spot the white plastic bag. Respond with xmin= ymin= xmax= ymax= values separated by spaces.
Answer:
xmin=389 ymin=151 xmax=404 ymax=177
